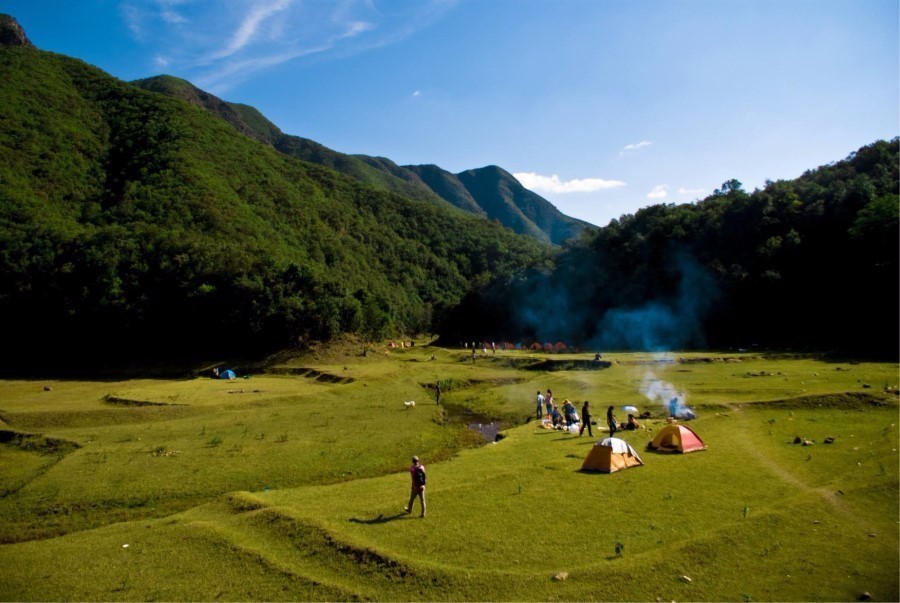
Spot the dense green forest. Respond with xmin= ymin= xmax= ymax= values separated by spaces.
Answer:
xmin=1 ymin=22 xmax=897 ymax=367
xmin=440 ymin=139 xmax=899 ymax=357
xmin=0 ymin=44 xmax=550 ymax=367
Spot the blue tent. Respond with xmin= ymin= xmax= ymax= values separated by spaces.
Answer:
xmin=220 ymin=369 xmax=236 ymax=380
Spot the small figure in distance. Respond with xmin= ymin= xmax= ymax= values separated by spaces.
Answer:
xmin=404 ymin=455 xmax=426 ymax=518
xmin=623 ymin=414 xmax=640 ymax=430
xmin=535 ymin=390 xmax=545 ymax=420
xmin=579 ymin=401 xmax=593 ymax=437
xmin=607 ymin=405 xmax=617 ymax=437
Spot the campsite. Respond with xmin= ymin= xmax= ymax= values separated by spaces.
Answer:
xmin=0 ymin=342 xmax=897 ymax=601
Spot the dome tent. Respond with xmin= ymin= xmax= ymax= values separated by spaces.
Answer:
xmin=219 ymin=369 xmax=236 ymax=380
xmin=647 ymin=424 xmax=706 ymax=453
xmin=581 ymin=437 xmax=644 ymax=473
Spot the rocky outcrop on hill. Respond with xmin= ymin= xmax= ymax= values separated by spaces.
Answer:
xmin=0 ymin=14 xmax=32 ymax=47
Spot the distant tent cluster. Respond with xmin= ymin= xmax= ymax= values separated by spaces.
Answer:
xmin=527 ymin=341 xmax=569 ymax=352
xmin=581 ymin=424 xmax=706 ymax=474
xmin=464 ymin=341 xmax=572 ymax=352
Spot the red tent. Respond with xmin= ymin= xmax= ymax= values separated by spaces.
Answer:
xmin=647 ymin=424 xmax=707 ymax=453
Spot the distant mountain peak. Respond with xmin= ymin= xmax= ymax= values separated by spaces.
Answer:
xmin=0 ymin=14 xmax=33 ymax=47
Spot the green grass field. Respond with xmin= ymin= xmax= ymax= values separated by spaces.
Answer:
xmin=0 ymin=343 xmax=897 ymax=601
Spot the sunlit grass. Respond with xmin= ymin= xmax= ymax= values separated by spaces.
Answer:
xmin=0 ymin=345 xmax=896 ymax=600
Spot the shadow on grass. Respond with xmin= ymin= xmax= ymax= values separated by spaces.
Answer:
xmin=348 ymin=512 xmax=409 ymax=525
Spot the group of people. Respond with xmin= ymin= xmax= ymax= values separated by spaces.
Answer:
xmin=605 ymin=406 xmax=641 ymax=437
xmin=536 ymin=389 xmax=594 ymax=436
xmin=536 ymin=389 xmax=640 ymax=437
xmin=403 ymin=396 xmax=642 ymax=518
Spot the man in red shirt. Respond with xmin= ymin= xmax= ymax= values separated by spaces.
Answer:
xmin=404 ymin=455 xmax=426 ymax=518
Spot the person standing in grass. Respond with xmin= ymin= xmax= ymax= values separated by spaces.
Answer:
xmin=579 ymin=401 xmax=593 ymax=437
xmin=404 ymin=455 xmax=426 ymax=518
xmin=607 ymin=405 xmax=617 ymax=436
xmin=562 ymin=399 xmax=577 ymax=427
xmin=535 ymin=390 xmax=545 ymax=420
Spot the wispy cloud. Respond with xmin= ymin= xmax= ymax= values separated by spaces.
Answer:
xmin=647 ymin=184 xmax=668 ymax=199
xmin=514 ymin=172 xmax=626 ymax=194
xmin=208 ymin=0 xmax=294 ymax=61
xmin=157 ymin=0 xmax=189 ymax=25
xmin=120 ymin=0 xmax=458 ymax=92
xmin=677 ymin=187 xmax=706 ymax=196
xmin=620 ymin=140 xmax=653 ymax=155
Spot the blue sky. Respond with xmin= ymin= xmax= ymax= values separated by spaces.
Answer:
xmin=6 ymin=0 xmax=898 ymax=226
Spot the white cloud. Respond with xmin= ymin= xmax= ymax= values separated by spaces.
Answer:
xmin=155 ymin=0 xmax=189 ymax=25
xmin=340 ymin=21 xmax=375 ymax=39
xmin=412 ymin=90 xmax=422 ymax=97
xmin=123 ymin=0 xmax=458 ymax=92
xmin=209 ymin=0 xmax=294 ymax=61
xmin=677 ymin=187 xmax=706 ymax=196
xmin=646 ymin=184 xmax=668 ymax=200
xmin=621 ymin=140 xmax=653 ymax=155
xmin=514 ymin=172 xmax=626 ymax=194
xmin=196 ymin=46 xmax=329 ymax=92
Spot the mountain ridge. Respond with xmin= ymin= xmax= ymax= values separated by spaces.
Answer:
xmin=131 ymin=74 xmax=592 ymax=244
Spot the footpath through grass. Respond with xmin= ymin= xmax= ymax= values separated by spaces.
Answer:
xmin=0 ymin=345 xmax=897 ymax=601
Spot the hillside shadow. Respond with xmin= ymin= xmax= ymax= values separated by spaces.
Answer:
xmin=348 ymin=512 xmax=408 ymax=525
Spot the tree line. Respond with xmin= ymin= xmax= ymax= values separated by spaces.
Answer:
xmin=439 ymin=139 xmax=899 ymax=358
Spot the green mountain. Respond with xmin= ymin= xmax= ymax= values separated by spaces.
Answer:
xmin=131 ymin=75 xmax=591 ymax=244
xmin=131 ymin=75 xmax=452 ymax=209
xmin=0 ymin=18 xmax=551 ymax=366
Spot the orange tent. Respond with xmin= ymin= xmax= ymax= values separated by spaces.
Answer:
xmin=581 ymin=437 xmax=644 ymax=473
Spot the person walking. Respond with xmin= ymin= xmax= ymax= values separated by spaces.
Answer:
xmin=607 ymin=406 xmax=617 ymax=437
xmin=404 ymin=456 xmax=426 ymax=518
xmin=535 ymin=390 xmax=545 ymax=420
xmin=580 ymin=401 xmax=593 ymax=436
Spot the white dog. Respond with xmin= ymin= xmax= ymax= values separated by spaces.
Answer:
xmin=404 ymin=400 xmax=416 ymax=410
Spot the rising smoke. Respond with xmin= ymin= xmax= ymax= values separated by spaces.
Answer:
xmin=592 ymin=250 xmax=719 ymax=351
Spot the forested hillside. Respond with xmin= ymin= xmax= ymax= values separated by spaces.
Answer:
xmin=0 ymin=41 xmax=550 ymax=367
xmin=132 ymin=75 xmax=590 ymax=245
xmin=441 ymin=139 xmax=899 ymax=357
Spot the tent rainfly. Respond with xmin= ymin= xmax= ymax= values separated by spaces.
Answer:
xmin=581 ymin=437 xmax=644 ymax=473
xmin=647 ymin=424 xmax=706 ymax=453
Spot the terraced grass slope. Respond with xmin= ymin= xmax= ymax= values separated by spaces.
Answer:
xmin=0 ymin=347 xmax=897 ymax=600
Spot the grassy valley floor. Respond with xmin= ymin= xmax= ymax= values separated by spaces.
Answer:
xmin=0 ymin=345 xmax=897 ymax=601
